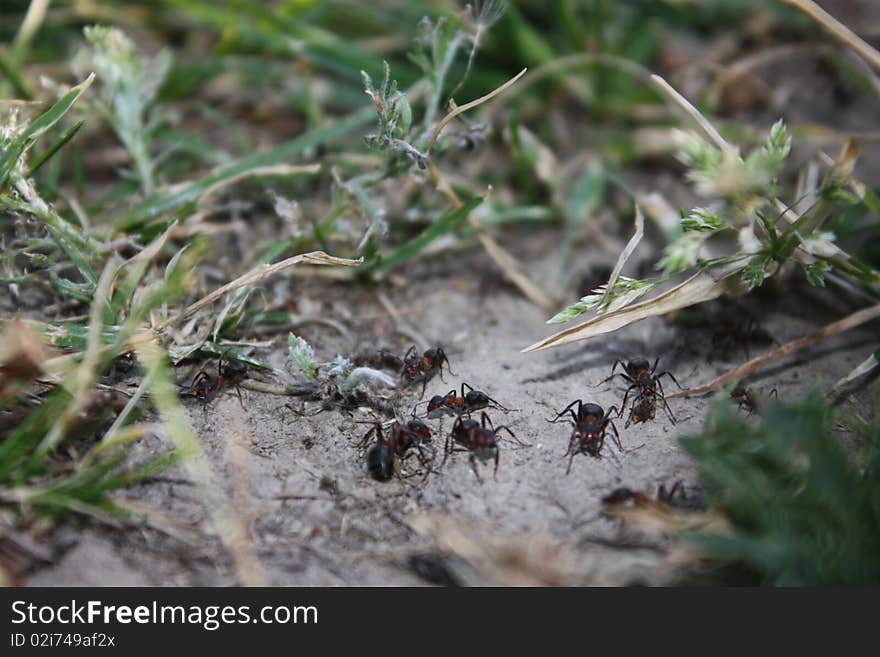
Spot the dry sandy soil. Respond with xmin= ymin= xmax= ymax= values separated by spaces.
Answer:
xmin=19 ymin=225 xmax=877 ymax=587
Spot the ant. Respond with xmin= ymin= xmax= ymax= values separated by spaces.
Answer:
xmin=358 ymin=419 xmax=433 ymax=482
xmin=605 ymin=357 xmax=681 ymax=428
xmin=730 ymin=384 xmax=778 ymax=415
xmin=352 ymin=350 xmax=404 ymax=372
xmin=416 ymin=382 xmax=508 ymax=418
xmin=183 ymin=358 xmax=249 ymax=406
xmin=602 ymin=481 xmax=705 ymax=511
xmin=443 ymin=412 xmax=525 ymax=483
xmin=548 ymin=401 xmax=621 ymax=474
xmin=401 ymin=346 xmax=454 ymax=395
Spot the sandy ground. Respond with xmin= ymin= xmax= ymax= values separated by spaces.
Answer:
xmin=19 ymin=227 xmax=878 ymax=587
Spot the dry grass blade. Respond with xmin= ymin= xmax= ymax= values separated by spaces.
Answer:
xmin=600 ymin=204 xmax=645 ymax=310
xmin=426 ymin=68 xmax=527 ymax=152
xmin=427 ymin=162 xmax=557 ymax=310
xmin=782 ymin=0 xmax=880 ymax=72
xmin=171 ymin=251 xmax=362 ymax=325
xmin=667 ymin=302 xmax=880 ymax=398
xmin=828 ymin=351 xmax=880 ymax=402
xmin=651 ymin=74 xmax=731 ymax=151
xmin=522 ymin=260 xmax=747 ymax=352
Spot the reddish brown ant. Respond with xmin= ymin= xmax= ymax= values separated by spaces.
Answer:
xmin=730 ymin=384 xmax=778 ymax=415
xmin=443 ymin=412 xmax=525 ymax=483
xmin=358 ymin=419 xmax=433 ymax=482
xmin=605 ymin=356 xmax=681 ymax=428
xmin=401 ymin=346 xmax=454 ymax=394
xmin=183 ymin=358 xmax=249 ymax=406
xmin=352 ymin=350 xmax=404 ymax=372
xmin=602 ymin=481 xmax=705 ymax=511
xmin=548 ymin=401 xmax=621 ymax=473
xmin=416 ymin=382 xmax=508 ymax=418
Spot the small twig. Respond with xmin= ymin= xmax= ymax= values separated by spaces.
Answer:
xmin=781 ymin=0 xmax=880 ymax=72
xmin=668 ymin=303 xmax=880 ymax=398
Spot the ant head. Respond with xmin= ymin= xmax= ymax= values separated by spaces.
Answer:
xmin=730 ymin=385 xmax=748 ymax=401
xmin=366 ymin=444 xmax=395 ymax=481
xmin=627 ymin=357 xmax=650 ymax=375
xmin=581 ymin=403 xmax=604 ymax=420
xmin=406 ymin=419 xmax=431 ymax=441
xmin=427 ymin=395 xmax=445 ymax=411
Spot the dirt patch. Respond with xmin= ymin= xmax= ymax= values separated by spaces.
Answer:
xmin=19 ymin=230 xmax=877 ymax=586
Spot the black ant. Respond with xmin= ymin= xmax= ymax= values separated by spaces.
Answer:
xmin=731 ymin=384 xmax=778 ymax=415
xmin=548 ymin=401 xmax=621 ymax=474
xmin=605 ymin=357 xmax=681 ymax=428
xmin=416 ymin=382 xmax=508 ymax=418
xmin=443 ymin=412 xmax=525 ymax=483
xmin=401 ymin=346 xmax=454 ymax=395
xmin=358 ymin=419 xmax=433 ymax=482
xmin=183 ymin=358 xmax=249 ymax=406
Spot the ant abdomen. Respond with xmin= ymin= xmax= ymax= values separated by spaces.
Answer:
xmin=367 ymin=444 xmax=395 ymax=481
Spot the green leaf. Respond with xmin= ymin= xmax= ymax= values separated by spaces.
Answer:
xmin=117 ymin=106 xmax=374 ymax=231
xmin=361 ymin=196 xmax=481 ymax=273
xmin=741 ymin=256 xmax=770 ymax=290
xmin=0 ymin=74 xmax=94 ymax=189
xmin=27 ymin=120 xmax=85 ymax=177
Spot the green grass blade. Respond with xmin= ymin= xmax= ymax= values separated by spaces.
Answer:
xmin=362 ymin=196 xmax=482 ymax=273
xmin=27 ymin=119 xmax=85 ymax=177
xmin=116 ymin=106 xmax=374 ymax=231
xmin=0 ymin=74 xmax=94 ymax=189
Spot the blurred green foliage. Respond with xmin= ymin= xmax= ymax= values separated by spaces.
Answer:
xmin=682 ymin=393 xmax=880 ymax=585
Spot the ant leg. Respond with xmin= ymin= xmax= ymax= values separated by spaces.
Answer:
xmin=619 ymin=384 xmax=638 ymax=418
xmin=656 ymin=379 xmax=677 ymax=424
xmin=442 ymin=436 xmax=452 ymax=465
xmin=469 ymin=454 xmax=483 ymax=485
xmin=496 ymin=426 xmax=529 ymax=447
xmin=625 ymin=405 xmax=635 ymax=429
xmin=596 ymin=369 xmax=633 ymax=388
xmin=546 ymin=399 xmax=581 ymax=424
xmin=234 ymin=384 xmax=245 ymax=409
xmin=651 ymin=356 xmax=661 ymax=375
xmin=356 ymin=425 xmax=379 ymax=449
xmin=564 ymin=432 xmax=576 ymax=456
xmin=658 ymin=370 xmax=683 ymax=390
xmin=566 ymin=449 xmax=577 ymax=476
xmin=608 ymin=421 xmax=623 ymax=451
xmin=439 ymin=350 xmax=456 ymax=377
xmin=493 ymin=449 xmax=499 ymax=482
